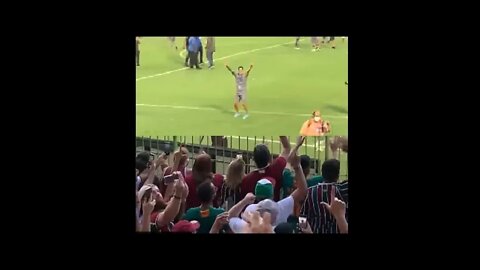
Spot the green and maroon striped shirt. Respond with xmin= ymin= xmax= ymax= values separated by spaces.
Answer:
xmin=300 ymin=181 xmax=348 ymax=234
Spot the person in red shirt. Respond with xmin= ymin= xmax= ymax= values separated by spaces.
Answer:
xmin=240 ymin=136 xmax=292 ymax=201
xmin=184 ymin=153 xmax=224 ymax=210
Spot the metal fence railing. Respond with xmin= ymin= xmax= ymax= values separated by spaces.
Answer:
xmin=136 ymin=136 xmax=348 ymax=180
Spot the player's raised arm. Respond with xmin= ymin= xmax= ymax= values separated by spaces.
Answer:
xmin=246 ymin=64 xmax=253 ymax=77
xmin=225 ymin=64 xmax=235 ymax=76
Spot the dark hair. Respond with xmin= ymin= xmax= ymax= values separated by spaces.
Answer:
xmin=192 ymin=154 xmax=213 ymax=185
xmin=136 ymin=158 xmax=147 ymax=173
xmin=300 ymin=155 xmax=310 ymax=170
xmin=137 ymin=152 xmax=150 ymax=164
xmin=253 ymin=144 xmax=271 ymax=169
xmin=238 ymin=66 xmax=243 ymax=70
xmin=300 ymin=155 xmax=311 ymax=176
xmin=321 ymin=159 xmax=340 ymax=182
xmin=197 ymin=181 xmax=215 ymax=204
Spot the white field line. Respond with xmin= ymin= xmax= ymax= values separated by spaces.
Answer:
xmin=136 ymin=40 xmax=298 ymax=82
xmin=136 ymin=103 xmax=348 ymax=119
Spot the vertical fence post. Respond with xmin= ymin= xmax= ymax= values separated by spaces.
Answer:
xmin=172 ymin=136 xmax=177 ymax=153
xmin=246 ymin=136 xmax=251 ymax=174
xmin=304 ymin=136 xmax=308 ymax=156
xmin=222 ymin=137 xmax=226 ymax=174
xmin=191 ymin=136 xmax=194 ymax=168
xmin=324 ymin=136 xmax=329 ymax=164
xmin=313 ymin=136 xmax=317 ymax=174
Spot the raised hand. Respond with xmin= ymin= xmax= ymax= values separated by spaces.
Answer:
xmin=214 ymin=212 xmax=229 ymax=227
xmin=289 ymin=136 xmax=306 ymax=166
xmin=210 ymin=212 xmax=230 ymax=233
xmin=295 ymin=136 xmax=306 ymax=149
xmin=320 ymin=186 xmax=346 ymax=219
xmin=288 ymin=150 xmax=300 ymax=168
xmin=173 ymin=173 xmax=185 ymax=196
xmin=155 ymin=153 xmax=168 ymax=168
xmin=243 ymin=193 xmax=256 ymax=205
xmin=175 ymin=171 xmax=189 ymax=199
xmin=144 ymin=162 xmax=156 ymax=185
xmin=142 ymin=192 xmax=156 ymax=215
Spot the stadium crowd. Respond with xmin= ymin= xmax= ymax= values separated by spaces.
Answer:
xmin=135 ymin=136 xmax=348 ymax=233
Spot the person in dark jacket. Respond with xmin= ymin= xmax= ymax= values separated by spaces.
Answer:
xmin=188 ymin=36 xmax=201 ymax=69
xmin=184 ymin=36 xmax=190 ymax=67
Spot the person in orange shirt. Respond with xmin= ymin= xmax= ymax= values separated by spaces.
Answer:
xmin=299 ymin=110 xmax=331 ymax=136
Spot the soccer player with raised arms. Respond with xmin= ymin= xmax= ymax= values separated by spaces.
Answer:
xmin=225 ymin=63 xmax=253 ymax=119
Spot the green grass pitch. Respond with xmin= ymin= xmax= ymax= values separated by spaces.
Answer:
xmin=136 ymin=37 xmax=348 ymax=137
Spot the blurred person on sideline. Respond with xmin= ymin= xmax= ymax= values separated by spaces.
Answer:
xmin=299 ymin=110 xmax=331 ymax=136
xmin=184 ymin=36 xmax=190 ymax=66
xmin=136 ymin=37 xmax=141 ymax=66
xmin=167 ymin=37 xmax=178 ymax=50
xmin=205 ymin=37 xmax=216 ymax=69
xmin=188 ymin=36 xmax=201 ymax=69
xmin=198 ymin=37 xmax=204 ymax=64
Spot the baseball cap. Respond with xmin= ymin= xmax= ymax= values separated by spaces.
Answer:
xmin=255 ymin=177 xmax=275 ymax=199
xmin=256 ymin=199 xmax=279 ymax=225
xmin=274 ymin=222 xmax=296 ymax=234
xmin=172 ymin=220 xmax=200 ymax=233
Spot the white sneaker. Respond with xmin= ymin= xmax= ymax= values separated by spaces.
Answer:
xmin=311 ymin=48 xmax=316 ymax=52
xmin=234 ymin=112 xmax=241 ymax=118
xmin=295 ymin=47 xmax=300 ymax=50
xmin=242 ymin=114 xmax=249 ymax=120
